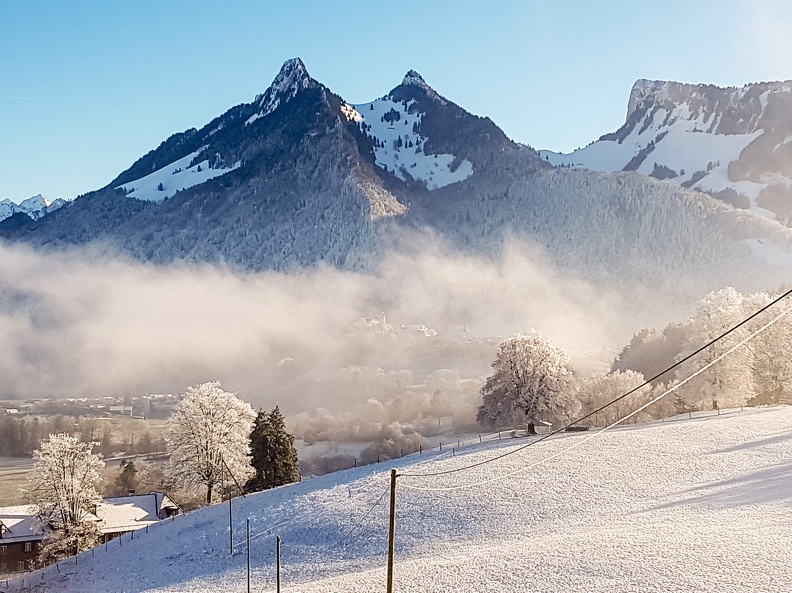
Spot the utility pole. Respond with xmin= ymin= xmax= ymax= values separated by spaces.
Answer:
xmin=276 ymin=535 xmax=282 ymax=593
xmin=219 ymin=453 xmax=246 ymax=557
xmin=386 ymin=468 xmax=397 ymax=593
xmin=229 ymin=476 xmax=233 ymax=555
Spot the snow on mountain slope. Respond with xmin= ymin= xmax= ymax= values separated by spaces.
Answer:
xmin=541 ymin=79 xmax=792 ymax=224
xmin=5 ymin=61 xmax=792 ymax=299
xmin=17 ymin=405 xmax=792 ymax=592
xmin=116 ymin=149 xmax=241 ymax=203
xmin=354 ymin=72 xmax=474 ymax=190
xmin=245 ymin=57 xmax=319 ymax=126
xmin=0 ymin=194 xmax=65 ymax=222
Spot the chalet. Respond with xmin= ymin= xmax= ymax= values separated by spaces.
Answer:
xmin=0 ymin=493 xmax=181 ymax=573
xmin=94 ymin=492 xmax=181 ymax=542
xmin=0 ymin=505 xmax=47 ymax=574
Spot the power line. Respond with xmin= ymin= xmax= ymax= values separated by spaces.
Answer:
xmin=332 ymin=484 xmax=390 ymax=549
xmin=237 ymin=479 xmax=391 ymax=553
xmin=400 ymin=287 xmax=792 ymax=480
xmin=399 ymin=304 xmax=791 ymax=492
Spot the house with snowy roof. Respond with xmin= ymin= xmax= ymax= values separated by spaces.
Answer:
xmin=94 ymin=492 xmax=181 ymax=542
xmin=0 ymin=505 xmax=47 ymax=574
xmin=0 ymin=493 xmax=181 ymax=573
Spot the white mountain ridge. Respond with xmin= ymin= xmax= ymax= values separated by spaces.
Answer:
xmin=540 ymin=79 xmax=792 ymax=223
xmin=0 ymin=194 xmax=65 ymax=222
xmin=15 ymin=74 xmax=792 ymax=226
xmin=6 ymin=59 xmax=792 ymax=299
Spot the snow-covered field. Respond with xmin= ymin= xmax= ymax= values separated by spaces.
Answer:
xmin=8 ymin=406 xmax=792 ymax=592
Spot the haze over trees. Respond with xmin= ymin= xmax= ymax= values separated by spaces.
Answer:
xmin=476 ymin=285 xmax=792 ymax=435
xmin=742 ymin=290 xmax=792 ymax=405
xmin=614 ymin=286 xmax=792 ymax=411
xmin=674 ymin=288 xmax=753 ymax=410
xmin=575 ymin=369 xmax=652 ymax=424
xmin=165 ymin=381 xmax=256 ymax=505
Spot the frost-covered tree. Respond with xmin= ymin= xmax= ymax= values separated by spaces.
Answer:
xmin=611 ymin=323 xmax=687 ymax=385
xmin=675 ymin=288 xmax=754 ymax=409
xmin=24 ymin=433 xmax=104 ymax=561
xmin=576 ymin=370 xmax=651 ymax=424
xmin=246 ymin=406 xmax=300 ymax=492
xmin=743 ymin=290 xmax=792 ymax=404
xmin=25 ymin=433 xmax=104 ymax=528
xmin=166 ymin=381 xmax=256 ymax=505
xmin=38 ymin=522 xmax=101 ymax=564
xmin=477 ymin=333 xmax=575 ymax=432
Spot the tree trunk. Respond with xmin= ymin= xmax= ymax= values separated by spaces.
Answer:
xmin=527 ymin=423 xmax=536 ymax=435
xmin=206 ymin=482 xmax=213 ymax=505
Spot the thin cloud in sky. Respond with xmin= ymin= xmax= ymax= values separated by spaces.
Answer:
xmin=0 ymin=94 xmax=34 ymax=101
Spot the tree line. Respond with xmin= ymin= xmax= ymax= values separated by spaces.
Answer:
xmin=0 ymin=414 xmax=166 ymax=458
xmin=477 ymin=287 xmax=792 ymax=431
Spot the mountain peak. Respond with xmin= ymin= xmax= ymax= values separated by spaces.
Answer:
xmin=19 ymin=194 xmax=50 ymax=209
xmin=266 ymin=57 xmax=316 ymax=97
xmin=252 ymin=57 xmax=319 ymax=120
xmin=401 ymin=69 xmax=437 ymax=95
xmin=402 ymin=70 xmax=427 ymax=87
xmin=0 ymin=193 xmax=64 ymax=223
xmin=275 ymin=57 xmax=310 ymax=86
xmin=627 ymin=79 xmax=676 ymax=113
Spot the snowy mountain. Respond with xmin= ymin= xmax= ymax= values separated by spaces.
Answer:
xmin=10 ymin=405 xmax=792 ymax=592
xmin=541 ymin=79 xmax=792 ymax=224
xmin=0 ymin=194 xmax=65 ymax=222
xmin=350 ymin=69 xmax=500 ymax=190
xmin=3 ymin=61 xmax=792 ymax=299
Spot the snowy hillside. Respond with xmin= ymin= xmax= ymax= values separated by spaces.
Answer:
xmin=541 ymin=79 xmax=792 ymax=224
xmin=0 ymin=194 xmax=65 ymax=222
xmin=116 ymin=149 xmax=241 ymax=203
xmin=13 ymin=405 xmax=792 ymax=592
xmin=353 ymin=71 xmax=474 ymax=190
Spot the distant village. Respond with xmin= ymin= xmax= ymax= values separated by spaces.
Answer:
xmin=0 ymin=393 xmax=182 ymax=420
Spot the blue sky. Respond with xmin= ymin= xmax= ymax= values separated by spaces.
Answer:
xmin=2 ymin=0 xmax=792 ymax=202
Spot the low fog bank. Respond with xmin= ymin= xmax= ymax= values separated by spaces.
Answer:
xmin=0 ymin=236 xmax=689 ymax=467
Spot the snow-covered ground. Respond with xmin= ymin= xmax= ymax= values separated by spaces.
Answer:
xmin=8 ymin=406 xmax=792 ymax=592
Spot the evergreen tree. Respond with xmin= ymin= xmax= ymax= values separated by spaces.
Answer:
xmin=114 ymin=460 xmax=138 ymax=495
xmin=247 ymin=406 xmax=300 ymax=492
